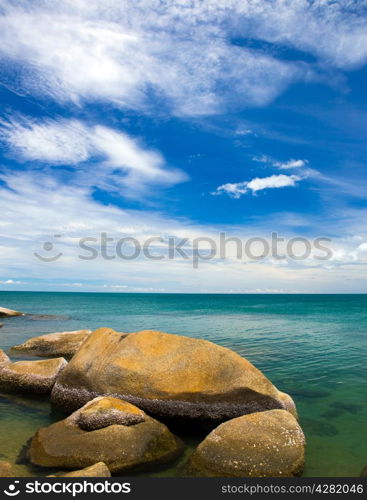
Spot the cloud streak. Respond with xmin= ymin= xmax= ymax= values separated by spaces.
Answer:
xmin=213 ymin=174 xmax=302 ymax=198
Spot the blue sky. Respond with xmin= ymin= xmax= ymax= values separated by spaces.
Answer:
xmin=0 ymin=0 xmax=367 ymax=293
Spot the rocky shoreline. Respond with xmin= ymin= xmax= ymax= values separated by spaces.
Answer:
xmin=0 ymin=310 xmax=310 ymax=478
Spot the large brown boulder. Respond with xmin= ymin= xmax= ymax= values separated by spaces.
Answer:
xmin=0 ymin=461 xmax=15 ymax=477
xmin=48 ymin=462 xmax=111 ymax=477
xmin=11 ymin=330 xmax=92 ymax=359
xmin=0 ymin=356 xmax=67 ymax=394
xmin=28 ymin=396 xmax=182 ymax=472
xmin=187 ymin=409 xmax=306 ymax=477
xmin=51 ymin=328 xmax=295 ymax=424
xmin=0 ymin=307 xmax=23 ymax=317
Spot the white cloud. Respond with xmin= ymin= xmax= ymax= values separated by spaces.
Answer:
xmin=213 ymin=174 xmax=301 ymax=198
xmin=0 ymin=279 xmax=23 ymax=284
xmin=0 ymin=118 xmax=91 ymax=164
xmin=273 ymin=159 xmax=308 ymax=170
xmin=253 ymin=155 xmax=308 ymax=170
xmin=1 ymin=1 xmax=366 ymax=116
xmin=247 ymin=174 xmax=301 ymax=192
xmin=212 ymin=181 xmax=248 ymax=199
xmin=0 ymin=117 xmax=186 ymax=196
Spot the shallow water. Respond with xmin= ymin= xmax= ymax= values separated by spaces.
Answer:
xmin=0 ymin=291 xmax=366 ymax=477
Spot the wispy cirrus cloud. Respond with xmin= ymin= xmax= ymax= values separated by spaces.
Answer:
xmin=253 ymin=155 xmax=308 ymax=170
xmin=0 ymin=1 xmax=366 ymax=117
xmin=0 ymin=116 xmax=187 ymax=196
xmin=212 ymin=173 xmax=302 ymax=198
xmin=273 ymin=159 xmax=308 ymax=170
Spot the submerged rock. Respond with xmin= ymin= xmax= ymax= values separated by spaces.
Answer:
xmin=0 ymin=307 xmax=23 ymax=318
xmin=0 ymin=461 xmax=15 ymax=477
xmin=12 ymin=330 xmax=93 ymax=359
xmin=321 ymin=401 xmax=362 ymax=420
xmin=287 ymin=388 xmax=331 ymax=399
xmin=301 ymin=417 xmax=338 ymax=437
xmin=28 ymin=396 xmax=182 ymax=472
xmin=51 ymin=328 xmax=295 ymax=424
xmin=187 ymin=409 xmax=306 ymax=477
xmin=329 ymin=401 xmax=363 ymax=415
xmin=0 ymin=356 xmax=67 ymax=394
xmin=361 ymin=466 xmax=367 ymax=477
xmin=48 ymin=462 xmax=111 ymax=477
xmin=0 ymin=349 xmax=10 ymax=364
xmin=26 ymin=314 xmax=70 ymax=321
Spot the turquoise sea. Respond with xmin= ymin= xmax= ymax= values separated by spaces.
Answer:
xmin=0 ymin=291 xmax=366 ymax=477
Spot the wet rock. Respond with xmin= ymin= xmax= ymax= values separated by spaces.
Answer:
xmin=0 ymin=391 xmax=50 ymax=415
xmin=48 ymin=462 xmax=111 ymax=477
xmin=12 ymin=330 xmax=93 ymax=359
xmin=28 ymin=396 xmax=182 ymax=472
xmin=51 ymin=328 xmax=295 ymax=424
xmin=0 ymin=356 xmax=67 ymax=394
xmin=187 ymin=409 xmax=306 ymax=477
xmin=0 ymin=307 xmax=23 ymax=318
xmin=26 ymin=314 xmax=71 ymax=321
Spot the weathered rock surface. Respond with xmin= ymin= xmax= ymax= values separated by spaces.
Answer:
xmin=187 ymin=409 xmax=306 ymax=477
xmin=0 ymin=357 xmax=67 ymax=394
xmin=0 ymin=461 xmax=15 ymax=477
xmin=12 ymin=330 xmax=92 ymax=359
xmin=277 ymin=391 xmax=298 ymax=419
xmin=51 ymin=328 xmax=294 ymax=424
xmin=0 ymin=349 xmax=10 ymax=364
xmin=28 ymin=396 xmax=182 ymax=472
xmin=0 ymin=307 xmax=23 ymax=318
xmin=48 ymin=462 xmax=111 ymax=477
xmin=77 ymin=396 xmax=145 ymax=431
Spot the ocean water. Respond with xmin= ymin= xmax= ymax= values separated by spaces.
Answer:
xmin=0 ymin=291 xmax=366 ymax=477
